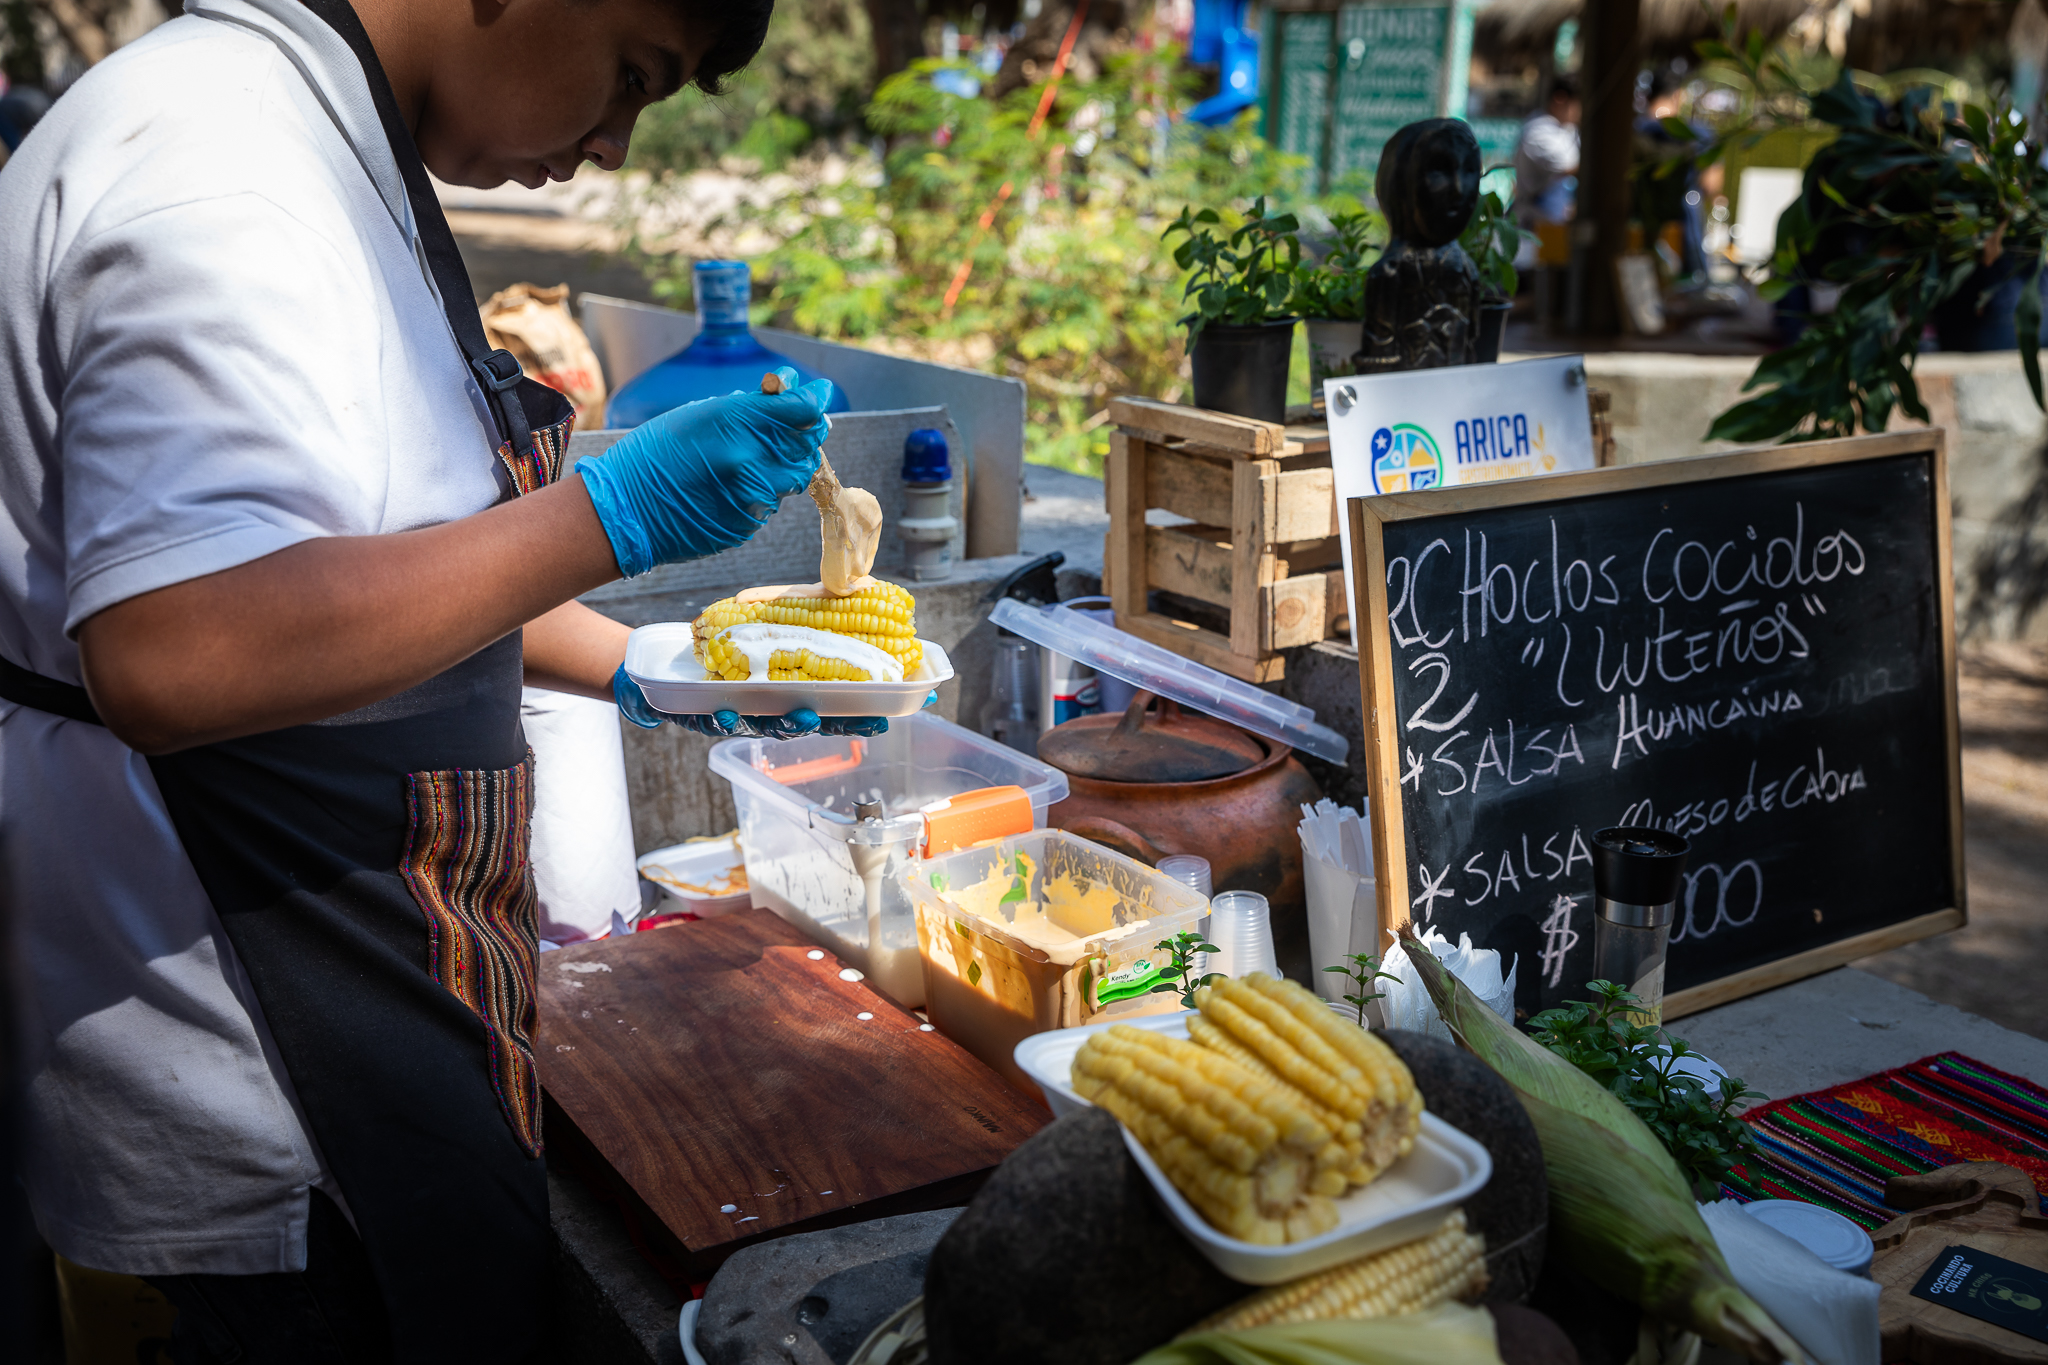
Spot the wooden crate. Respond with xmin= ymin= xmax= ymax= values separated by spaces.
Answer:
xmin=1104 ymin=396 xmax=1344 ymax=684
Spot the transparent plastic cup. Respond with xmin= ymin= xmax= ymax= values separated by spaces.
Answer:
xmin=1205 ymin=890 xmax=1278 ymax=980
xmin=1155 ymin=856 xmax=1214 ymax=900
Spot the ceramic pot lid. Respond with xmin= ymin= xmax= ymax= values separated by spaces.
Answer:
xmin=1036 ymin=693 xmax=1263 ymax=783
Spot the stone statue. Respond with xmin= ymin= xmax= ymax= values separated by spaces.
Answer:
xmin=1353 ymin=119 xmax=1490 ymax=373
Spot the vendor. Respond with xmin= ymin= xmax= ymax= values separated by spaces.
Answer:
xmin=0 ymin=0 xmax=852 ymax=1358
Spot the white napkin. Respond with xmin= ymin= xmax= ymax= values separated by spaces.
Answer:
xmin=1378 ymin=927 xmax=1518 ymax=1041
xmin=1699 ymin=1200 xmax=1879 ymax=1365
xmin=1298 ymin=800 xmax=1379 ymax=1003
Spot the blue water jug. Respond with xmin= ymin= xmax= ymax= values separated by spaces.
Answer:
xmin=605 ymin=261 xmax=851 ymax=427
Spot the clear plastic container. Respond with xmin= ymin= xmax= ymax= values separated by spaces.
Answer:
xmin=604 ymin=261 xmax=851 ymax=428
xmin=707 ymin=713 xmax=1068 ymax=1007
xmin=903 ymin=830 xmax=1209 ymax=1095
xmin=988 ymin=598 xmax=1348 ymax=764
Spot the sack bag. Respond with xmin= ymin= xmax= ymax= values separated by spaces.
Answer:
xmin=479 ymin=283 xmax=607 ymax=430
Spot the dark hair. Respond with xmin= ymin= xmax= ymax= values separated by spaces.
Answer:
xmin=684 ymin=0 xmax=775 ymax=95
xmin=1647 ymin=66 xmax=1682 ymax=100
xmin=1548 ymin=75 xmax=1579 ymax=103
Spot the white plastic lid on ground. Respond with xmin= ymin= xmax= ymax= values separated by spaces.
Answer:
xmin=987 ymin=599 xmax=1348 ymax=764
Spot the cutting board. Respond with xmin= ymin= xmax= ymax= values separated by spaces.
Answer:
xmin=1873 ymin=1161 xmax=2048 ymax=1363
xmin=536 ymin=908 xmax=1048 ymax=1279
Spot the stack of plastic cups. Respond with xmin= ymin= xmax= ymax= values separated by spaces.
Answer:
xmin=1205 ymin=890 xmax=1279 ymax=982
xmin=1155 ymin=856 xmax=1213 ymax=966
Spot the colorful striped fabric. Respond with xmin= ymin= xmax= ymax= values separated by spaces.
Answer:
xmin=399 ymin=753 xmax=544 ymax=1158
xmin=1720 ymin=1052 xmax=2048 ymax=1230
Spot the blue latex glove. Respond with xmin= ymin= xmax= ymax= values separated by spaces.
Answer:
xmin=579 ymin=367 xmax=833 ymax=576
xmin=612 ymin=665 xmax=895 ymax=739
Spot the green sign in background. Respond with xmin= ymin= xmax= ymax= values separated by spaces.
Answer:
xmin=1262 ymin=1 xmax=1478 ymax=194
xmin=1328 ymin=5 xmax=1446 ymax=189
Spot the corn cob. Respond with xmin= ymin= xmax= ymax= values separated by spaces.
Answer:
xmin=692 ymin=581 xmax=922 ymax=670
xmin=1070 ymin=1026 xmax=1341 ymax=1245
xmin=1190 ymin=974 xmax=1424 ymax=1188
xmin=1184 ymin=1210 xmax=1487 ymax=1334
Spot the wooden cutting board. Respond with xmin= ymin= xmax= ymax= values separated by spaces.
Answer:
xmin=536 ymin=908 xmax=1048 ymax=1279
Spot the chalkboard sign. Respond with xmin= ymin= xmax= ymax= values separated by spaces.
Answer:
xmin=1347 ymin=433 xmax=1964 ymax=1019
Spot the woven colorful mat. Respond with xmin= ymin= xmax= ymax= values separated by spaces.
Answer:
xmin=1719 ymin=1051 xmax=2048 ymax=1230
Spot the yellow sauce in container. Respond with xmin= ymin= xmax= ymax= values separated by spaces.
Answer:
xmin=905 ymin=831 xmax=1209 ymax=1097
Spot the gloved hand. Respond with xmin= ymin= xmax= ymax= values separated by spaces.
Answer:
xmin=579 ymin=366 xmax=833 ymax=577
xmin=612 ymin=665 xmax=893 ymax=739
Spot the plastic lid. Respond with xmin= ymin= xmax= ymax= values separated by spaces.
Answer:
xmin=1740 ymin=1200 xmax=1874 ymax=1275
xmin=903 ymin=428 xmax=951 ymax=482
xmin=989 ymin=599 xmax=1349 ymax=765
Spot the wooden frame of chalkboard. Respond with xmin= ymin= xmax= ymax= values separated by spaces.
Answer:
xmin=1347 ymin=430 xmax=1963 ymax=1020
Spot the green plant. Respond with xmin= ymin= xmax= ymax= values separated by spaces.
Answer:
xmin=1288 ymin=211 xmax=1386 ymax=321
xmin=1149 ymin=929 xmax=1223 ymax=1008
xmin=625 ymin=0 xmax=873 ymax=173
xmin=1164 ymin=197 xmax=1303 ymax=336
xmin=1321 ymin=952 xmax=1401 ymax=1028
xmin=1527 ymin=981 xmax=1767 ymax=1197
xmin=1679 ymin=9 xmax=2047 ymax=442
xmin=1458 ymin=187 xmax=1521 ymax=299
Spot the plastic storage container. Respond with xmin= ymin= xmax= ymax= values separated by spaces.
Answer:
xmin=903 ymin=830 xmax=1209 ymax=1095
xmin=988 ymin=598 xmax=1348 ymax=763
xmin=708 ymin=713 xmax=1068 ymax=1007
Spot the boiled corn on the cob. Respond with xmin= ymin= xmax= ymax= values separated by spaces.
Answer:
xmin=1191 ymin=974 xmax=1424 ymax=1187
xmin=1070 ymin=1026 xmax=1342 ymax=1246
xmin=691 ymin=580 xmax=922 ymax=681
xmin=1185 ymin=1210 xmax=1487 ymax=1334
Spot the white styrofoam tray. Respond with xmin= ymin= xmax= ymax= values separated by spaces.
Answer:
xmin=636 ymin=837 xmax=750 ymax=917
xmin=1013 ymin=1012 xmax=1493 ymax=1284
xmin=625 ymin=621 xmax=953 ymax=718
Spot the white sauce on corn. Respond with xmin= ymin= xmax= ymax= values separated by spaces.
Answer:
xmin=718 ymin=623 xmax=904 ymax=682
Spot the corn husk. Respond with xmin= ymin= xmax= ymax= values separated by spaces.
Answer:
xmin=1400 ymin=931 xmax=1806 ymax=1363
xmin=1130 ymin=1302 xmax=1502 ymax=1365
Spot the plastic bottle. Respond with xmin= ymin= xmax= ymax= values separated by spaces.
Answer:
xmin=604 ymin=261 xmax=851 ymax=428
xmin=898 ymin=428 xmax=958 ymax=582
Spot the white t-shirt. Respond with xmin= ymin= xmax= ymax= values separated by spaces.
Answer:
xmin=0 ymin=0 xmax=512 ymax=1275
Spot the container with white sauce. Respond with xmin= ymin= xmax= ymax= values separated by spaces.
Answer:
xmin=707 ymin=713 xmax=1068 ymax=1007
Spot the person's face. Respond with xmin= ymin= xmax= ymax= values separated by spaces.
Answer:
xmin=1417 ymin=139 xmax=1481 ymax=244
xmin=418 ymin=0 xmax=714 ymax=189
xmin=1552 ymin=94 xmax=1582 ymax=126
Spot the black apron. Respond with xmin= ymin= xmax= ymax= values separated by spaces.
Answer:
xmin=1 ymin=1 xmax=578 ymax=1356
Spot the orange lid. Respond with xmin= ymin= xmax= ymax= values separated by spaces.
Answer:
xmin=921 ymin=786 xmax=1034 ymax=857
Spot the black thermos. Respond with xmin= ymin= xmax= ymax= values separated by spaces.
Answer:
xmin=1591 ymin=826 xmax=1689 ymax=1023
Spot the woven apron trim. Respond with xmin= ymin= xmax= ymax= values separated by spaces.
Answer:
xmin=496 ymin=409 xmax=576 ymax=496
xmin=399 ymin=751 xmax=544 ymax=1156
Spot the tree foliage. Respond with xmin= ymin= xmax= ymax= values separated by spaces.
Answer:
xmin=635 ymin=48 xmax=1307 ymax=473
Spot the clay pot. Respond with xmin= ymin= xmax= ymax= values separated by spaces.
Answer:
xmin=1038 ymin=695 xmax=1323 ymax=977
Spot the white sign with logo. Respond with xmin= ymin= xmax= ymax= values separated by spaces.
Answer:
xmin=1325 ymin=354 xmax=1597 ymax=647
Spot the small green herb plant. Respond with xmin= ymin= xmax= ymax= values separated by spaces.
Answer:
xmin=1528 ymin=980 xmax=1767 ymax=1197
xmin=1164 ymin=196 xmax=1303 ymax=337
xmin=1458 ymin=185 xmax=1521 ymax=300
xmin=1289 ymin=210 xmax=1386 ymax=322
xmin=1149 ymin=930 xmax=1223 ymax=1008
xmin=1322 ymin=952 xmax=1402 ymax=1028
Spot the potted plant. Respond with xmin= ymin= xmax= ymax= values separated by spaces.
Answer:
xmin=1459 ymin=184 xmax=1521 ymax=363
xmin=1165 ymin=197 xmax=1302 ymax=422
xmin=1289 ymin=210 xmax=1386 ymax=391
xmin=1682 ymin=16 xmax=2048 ymax=441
